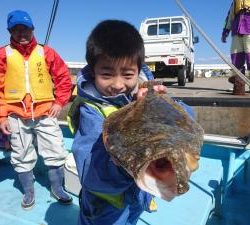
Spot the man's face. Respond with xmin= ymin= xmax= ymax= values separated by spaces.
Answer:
xmin=93 ymin=56 xmax=139 ymax=97
xmin=9 ymin=24 xmax=33 ymax=45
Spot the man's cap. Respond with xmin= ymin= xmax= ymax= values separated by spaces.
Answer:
xmin=7 ymin=10 xmax=34 ymax=30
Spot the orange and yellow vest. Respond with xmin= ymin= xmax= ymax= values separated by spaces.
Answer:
xmin=234 ymin=0 xmax=250 ymax=15
xmin=4 ymin=44 xmax=55 ymax=103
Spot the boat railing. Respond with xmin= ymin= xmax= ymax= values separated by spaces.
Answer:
xmin=202 ymin=133 xmax=250 ymax=201
xmin=204 ymin=134 xmax=248 ymax=149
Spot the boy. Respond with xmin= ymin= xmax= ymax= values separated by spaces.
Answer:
xmin=0 ymin=10 xmax=72 ymax=209
xmin=70 ymin=20 xmax=193 ymax=225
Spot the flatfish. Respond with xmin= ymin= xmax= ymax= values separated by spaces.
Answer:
xmin=103 ymin=83 xmax=204 ymax=201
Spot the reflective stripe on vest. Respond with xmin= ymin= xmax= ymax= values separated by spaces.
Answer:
xmin=90 ymin=191 xmax=124 ymax=209
xmin=4 ymin=45 xmax=54 ymax=103
xmin=67 ymin=95 xmax=119 ymax=134
xmin=234 ymin=0 xmax=250 ymax=15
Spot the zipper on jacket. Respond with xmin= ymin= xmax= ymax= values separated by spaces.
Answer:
xmin=24 ymin=60 xmax=30 ymax=93
xmin=24 ymin=60 xmax=35 ymax=121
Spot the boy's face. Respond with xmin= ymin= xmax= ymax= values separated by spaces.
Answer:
xmin=93 ymin=56 xmax=139 ymax=96
xmin=9 ymin=24 xmax=33 ymax=45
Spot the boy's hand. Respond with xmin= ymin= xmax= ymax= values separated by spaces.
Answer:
xmin=0 ymin=118 xmax=11 ymax=135
xmin=137 ymin=85 xmax=167 ymax=100
xmin=49 ymin=103 xmax=62 ymax=118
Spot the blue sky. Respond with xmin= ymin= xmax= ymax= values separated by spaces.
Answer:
xmin=1 ymin=0 xmax=232 ymax=64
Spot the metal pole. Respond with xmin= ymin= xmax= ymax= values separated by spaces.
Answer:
xmin=175 ymin=0 xmax=250 ymax=86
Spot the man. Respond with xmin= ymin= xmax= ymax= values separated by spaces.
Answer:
xmin=221 ymin=0 xmax=250 ymax=95
xmin=0 ymin=10 xmax=72 ymax=209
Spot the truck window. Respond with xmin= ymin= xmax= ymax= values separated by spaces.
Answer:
xmin=159 ymin=24 xmax=170 ymax=35
xmin=147 ymin=23 xmax=182 ymax=36
xmin=171 ymin=23 xmax=182 ymax=34
xmin=147 ymin=25 xmax=157 ymax=36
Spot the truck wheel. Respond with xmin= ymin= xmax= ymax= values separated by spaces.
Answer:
xmin=178 ymin=66 xmax=187 ymax=86
xmin=188 ymin=70 xmax=194 ymax=82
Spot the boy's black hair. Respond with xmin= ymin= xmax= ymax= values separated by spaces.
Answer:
xmin=86 ymin=20 xmax=145 ymax=71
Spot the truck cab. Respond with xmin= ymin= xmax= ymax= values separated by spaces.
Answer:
xmin=139 ymin=16 xmax=199 ymax=86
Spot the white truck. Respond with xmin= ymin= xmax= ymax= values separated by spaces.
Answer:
xmin=139 ymin=16 xmax=199 ymax=86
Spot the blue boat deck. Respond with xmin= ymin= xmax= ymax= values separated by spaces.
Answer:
xmin=0 ymin=158 xmax=79 ymax=225
xmin=0 ymin=131 xmax=250 ymax=225
xmin=206 ymin=163 xmax=250 ymax=225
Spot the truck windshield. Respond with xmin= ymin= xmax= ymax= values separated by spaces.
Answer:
xmin=147 ymin=23 xmax=182 ymax=36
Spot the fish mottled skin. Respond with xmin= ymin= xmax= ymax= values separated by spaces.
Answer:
xmin=103 ymin=85 xmax=204 ymax=200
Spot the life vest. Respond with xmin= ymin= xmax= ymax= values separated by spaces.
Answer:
xmin=67 ymin=97 xmax=125 ymax=208
xmin=4 ymin=45 xmax=54 ymax=103
xmin=234 ymin=0 xmax=250 ymax=15
xmin=67 ymin=95 xmax=119 ymax=134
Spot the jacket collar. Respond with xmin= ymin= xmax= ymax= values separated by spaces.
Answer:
xmin=10 ymin=36 xmax=37 ymax=57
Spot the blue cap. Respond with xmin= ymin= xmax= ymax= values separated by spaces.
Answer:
xmin=7 ymin=10 xmax=34 ymax=30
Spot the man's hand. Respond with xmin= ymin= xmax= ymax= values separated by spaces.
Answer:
xmin=137 ymin=84 xmax=167 ymax=100
xmin=0 ymin=118 xmax=11 ymax=135
xmin=49 ymin=103 xmax=62 ymax=118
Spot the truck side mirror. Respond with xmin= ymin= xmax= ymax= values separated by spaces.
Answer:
xmin=193 ymin=36 xmax=199 ymax=44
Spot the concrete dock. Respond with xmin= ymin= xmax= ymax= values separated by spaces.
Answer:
xmin=158 ymin=77 xmax=250 ymax=137
xmin=161 ymin=77 xmax=250 ymax=107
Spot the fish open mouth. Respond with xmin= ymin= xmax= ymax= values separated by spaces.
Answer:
xmin=147 ymin=158 xmax=174 ymax=181
xmin=135 ymin=156 xmax=188 ymax=201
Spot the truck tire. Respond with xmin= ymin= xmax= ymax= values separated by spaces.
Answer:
xmin=178 ymin=66 xmax=187 ymax=86
xmin=188 ymin=70 xmax=194 ymax=82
